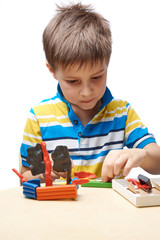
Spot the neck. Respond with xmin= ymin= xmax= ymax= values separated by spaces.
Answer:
xmin=72 ymin=99 xmax=102 ymax=127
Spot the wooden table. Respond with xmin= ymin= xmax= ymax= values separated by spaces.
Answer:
xmin=0 ymin=186 xmax=159 ymax=240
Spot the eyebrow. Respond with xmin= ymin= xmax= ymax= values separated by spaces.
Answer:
xmin=92 ymin=68 xmax=106 ymax=76
xmin=64 ymin=68 xmax=106 ymax=79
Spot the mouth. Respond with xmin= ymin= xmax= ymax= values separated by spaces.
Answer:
xmin=81 ymin=99 xmax=94 ymax=104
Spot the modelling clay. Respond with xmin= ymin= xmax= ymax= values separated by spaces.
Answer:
xmin=26 ymin=143 xmax=45 ymax=176
xmin=51 ymin=146 xmax=71 ymax=172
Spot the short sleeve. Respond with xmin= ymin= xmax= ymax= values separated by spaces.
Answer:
xmin=124 ymin=103 xmax=156 ymax=149
xmin=20 ymin=108 xmax=42 ymax=167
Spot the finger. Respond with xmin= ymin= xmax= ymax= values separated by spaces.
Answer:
xmin=70 ymin=158 xmax=74 ymax=168
xmin=49 ymin=153 xmax=53 ymax=164
xmin=122 ymin=160 xmax=133 ymax=177
xmin=51 ymin=171 xmax=60 ymax=180
xmin=52 ymin=169 xmax=68 ymax=179
xmin=58 ymin=171 xmax=67 ymax=179
xmin=102 ymin=176 xmax=112 ymax=183
xmin=101 ymin=157 xmax=109 ymax=182
xmin=101 ymin=153 xmax=117 ymax=182
xmin=113 ymin=155 xmax=128 ymax=176
xmin=101 ymin=173 xmax=109 ymax=182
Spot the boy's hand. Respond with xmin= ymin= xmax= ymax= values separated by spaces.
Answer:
xmin=101 ymin=148 xmax=147 ymax=182
xmin=50 ymin=170 xmax=67 ymax=180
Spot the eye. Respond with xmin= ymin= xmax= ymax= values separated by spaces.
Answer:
xmin=91 ymin=75 xmax=102 ymax=80
xmin=66 ymin=80 xmax=78 ymax=84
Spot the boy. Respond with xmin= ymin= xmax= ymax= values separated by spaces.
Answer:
xmin=20 ymin=3 xmax=160 ymax=182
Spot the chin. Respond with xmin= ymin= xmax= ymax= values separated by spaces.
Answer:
xmin=80 ymin=103 xmax=97 ymax=111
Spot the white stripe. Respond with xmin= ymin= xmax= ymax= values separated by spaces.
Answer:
xmin=126 ymin=119 xmax=142 ymax=130
xmin=39 ymin=121 xmax=73 ymax=127
xmin=45 ymin=130 xmax=124 ymax=152
xmin=133 ymin=134 xmax=155 ymax=148
xmin=126 ymin=104 xmax=132 ymax=111
xmin=28 ymin=112 xmax=37 ymax=121
xmin=81 ymin=130 xmax=124 ymax=148
xmin=92 ymin=116 xmax=115 ymax=123
xmin=38 ymin=98 xmax=61 ymax=106
xmin=125 ymin=125 xmax=145 ymax=141
xmin=92 ymin=111 xmax=127 ymax=124
xmin=72 ymin=155 xmax=104 ymax=166
xmin=72 ymin=152 xmax=121 ymax=166
xmin=46 ymin=139 xmax=79 ymax=151
xmin=24 ymin=132 xmax=42 ymax=140
xmin=22 ymin=157 xmax=27 ymax=163
xmin=96 ymin=106 xmax=127 ymax=117
xmin=36 ymin=114 xmax=68 ymax=120
xmin=105 ymin=106 xmax=127 ymax=114
xmin=22 ymin=140 xmax=37 ymax=147
xmin=70 ymin=143 xmax=123 ymax=157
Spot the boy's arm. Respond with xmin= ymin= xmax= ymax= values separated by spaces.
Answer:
xmin=20 ymin=165 xmax=46 ymax=183
xmin=20 ymin=165 xmax=67 ymax=183
xmin=101 ymin=143 xmax=160 ymax=182
xmin=140 ymin=142 xmax=160 ymax=174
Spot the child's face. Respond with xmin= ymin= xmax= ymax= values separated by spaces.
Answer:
xmin=50 ymin=61 xmax=107 ymax=112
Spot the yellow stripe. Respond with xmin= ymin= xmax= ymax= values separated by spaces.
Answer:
xmin=125 ymin=121 xmax=145 ymax=135
xmin=107 ymin=100 xmax=128 ymax=110
xmin=33 ymin=102 xmax=68 ymax=117
xmin=126 ymin=108 xmax=140 ymax=124
xmin=94 ymin=108 xmax=127 ymax=121
xmin=37 ymin=117 xmax=71 ymax=124
xmin=72 ymin=162 xmax=103 ymax=178
xmin=125 ymin=108 xmax=145 ymax=135
xmin=93 ymin=100 xmax=128 ymax=121
xmin=23 ymin=135 xmax=42 ymax=143
xmin=24 ymin=118 xmax=41 ymax=137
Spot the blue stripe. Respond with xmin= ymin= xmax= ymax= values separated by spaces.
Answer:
xmin=82 ymin=116 xmax=127 ymax=136
xmin=83 ymin=128 xmax=125 ymax=138
xmin=126 ymin=102 xmax=130 ymax=108
xmin=136 ymin=137 xmax=156 ymax=149
xmin=71 ymin=148 xmax=122 ymax=161
xmin=20 ymin=143 xmax=32 ymax=158
xmin=40 ymin=117 xmax=126 ymax=139
xmin=43 ymin=128 xmax=124 ymax=142
xmin=40 ymin=125 xmax=75 ymax=139
xmin=69 ymin=140 xmax=124 ymax=152
xmin=41 ymin=96 xmax=57 ymax=103
xmin=30 ymin=108 xmax=35 ymax=114
xmin=22 ymin=160 xmax=30 ymax=167
xmin=132 ymin=133 xmax=151 ymax=146
xmin=44 ymin=136 xmax=78 ymax=141
xmin=125 ymin=127 xmax=156 ymax=148
xmin=47 ymin=140 xmax=124 ymax=154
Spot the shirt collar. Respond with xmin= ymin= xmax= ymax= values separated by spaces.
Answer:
xmin=56 ymin=84 xmax=68 ymax=104
xmin=100 ymin=86 xmax=114 ymax=110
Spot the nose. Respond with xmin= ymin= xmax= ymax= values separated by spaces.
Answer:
xmin=80 ymin=83 xmax=93 ymax=97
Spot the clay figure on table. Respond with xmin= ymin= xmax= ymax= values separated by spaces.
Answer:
xmin=27 ymin=143 xmax=45 ymax=176
xmin=26 ymin=143 xmax=72 ymax=183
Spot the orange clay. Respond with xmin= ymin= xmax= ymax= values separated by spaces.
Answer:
xmin=12 ymin=168 xmax=27 ymax=183
xmin=36 ymin=185 xmax=77 ymax=200
xmin=127 ymin=178 xmax=150 ymax=190
xmin=40 ymin=142 xmax=52 ymax=186
xmin=72 ymin=178 xmax=89 ymax=185
xmin=74 ymin=171 xmax=97 ymax=179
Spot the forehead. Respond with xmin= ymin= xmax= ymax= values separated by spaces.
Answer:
xmin=57 ymin=60 xmax=107 ymax=77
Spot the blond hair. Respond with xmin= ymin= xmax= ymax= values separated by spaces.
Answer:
xmin=43 ymin=3 xmax=112 ymax=71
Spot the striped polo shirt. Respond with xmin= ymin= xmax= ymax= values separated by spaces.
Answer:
xmin=20 ymin=84 xmax=156 ymax=177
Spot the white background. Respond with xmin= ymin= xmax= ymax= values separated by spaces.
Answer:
xmin=0 ymin=0 xmax=160 ymax=189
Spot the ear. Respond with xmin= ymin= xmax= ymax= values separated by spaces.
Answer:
xmin=46 ymin=62 xmax=57 ymax=79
